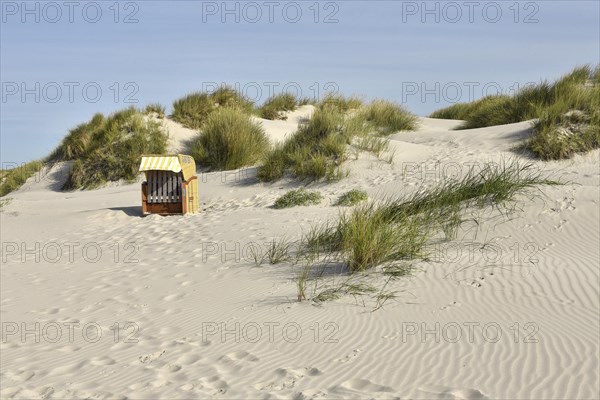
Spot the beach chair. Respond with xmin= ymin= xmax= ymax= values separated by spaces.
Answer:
xmin=139 ymin=154 xmax=199 ymax=215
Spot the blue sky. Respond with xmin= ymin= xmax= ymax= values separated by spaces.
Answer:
xmin=1 ymin=0 xmax=599 ymax=164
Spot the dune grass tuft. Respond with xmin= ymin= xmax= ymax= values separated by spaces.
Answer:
xmin=9 ymin=106 xmax=168 ymax=193
xmin=528 ymin=108 xmax=600 ymax=160
xmin=431 ymin=66 xmax=593 ymax=128
xmin=338 ymin=203 xmax=429 ymax=272
xmin=318 ymin=93 xmax=363 ymax=112
xmin=258 ymin=106 xmax=350 ymax=182
xmin=144 ymin=103 xmax=166 ymax=118
xmin=298 ymin=97 xmax=315 ymax=106
xmin=429 ymin=96 xmax=501 ymax=120
xmin=171 ymin=92 xmax=214 ymax=129
xmin=429 ymin=65 xmax=600 ymax=160
xmin=342 ymin=114 xmax=370 ymax=138
xmin=335 ymin=189 xmax=368 ymax=206
xmin=0 ymin=161 xmax=45 ymax=197
xmin=360 ymin=100 xmax=418 ymax=135
xmin=190 ymin=107 xmax=270 ymax=170
xmin=526 ymin=86 xmax=600 ymax=160
xmin=210 ymin=85 xmax=255 ymax=112
xmin=456 ymin=95 xmax=523 ymax=130
xmin=257 ymin=98 xmax=415 ymax=183
xmin=55 ymin=113 xmax=106 ymax=161
xmin=274 ymin=188 xmax=323 ymax=209
xmin=378 ymin=161 xmax=558 ymax=223
xmin=300 ymin=159 xmax=559 ymax=275
xmin=172 ymin=86 xmax=254 ymax=129
xmin=265 ymin=238 xmax=292 ymax=264
xmin=256 ymin=144 xmax=287 ymax=182
xmin=54 ymin=107 xmax=168 ymax=190
xmin=260 ymin=93 xmax=298 ymax=120
xmin=353 ymin=135 xmax=390 ymax=158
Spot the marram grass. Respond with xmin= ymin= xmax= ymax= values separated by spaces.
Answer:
xmin=0 ymin=161 xmax=45 ymax=197
xmin=53 ymin=107 xmax=169 ymax=190
xmin=273 ymin=188 xmax=323 ymax=209
xmin=300 ymin=159 xmax=559 ymax=274
xmin=190 ymin=107 xmax=270 ymax=170
xmin=429 ymin=65 xmax=600 ymax=159
xmin=172 ymin=86 xmax=254 ymax=129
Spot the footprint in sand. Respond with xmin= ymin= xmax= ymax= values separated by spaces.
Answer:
xmin=419 ymin=385 xmax=488 ymax=399
xmin=198 ymin=375 xmax=229 ymax=395
xmin=138 ymin=350 xmax=166 ymax=364
xmin=89 ymin=356 xmax=116 ymax=366
xmin=162 ymin=293 xmax=185 ymax=302
xmin=217 ymin=350 xmax=259 ymax=371
xmin=295 ymin=388 xmax=330 ymax=399
xmin=381 ymin=332 xmax=401 ymax=340
xmin=337 ymin=378 xmax=394 ymax=393
xmin=159 ymin=363 xmax=182 ymax=373
xmin=158 ymin=326 xmax=180 ymax=335
xmin=170 ymin=335 xmax=207 ymax=347
xmin=179 ymin=382 xmax=215 ymax=396
xmin=440 ymin=301 xmax=461 ymax=310
xmin=335 ymin=348 xmax=362 ymax=363
xmin=39 ymin=387 xmax=56 ymax=400
xmin=255 ymin=367 xmax=321 ymax=391
xmin=57 ymin=344 xmax=81 ymax=353
xmin=40 ymin=307 xmax=63 ymax=315
xmin=176 ymin=353 xmax=201 ymax=365
xmin=470 ymin=280 xmax=483 ymax=288
xmin=151 ymin=377 xmax=171 ymax=388
xmin=48 ymin=361 xmax=87 ymax=376
xmin=553 ymin=219 xmax=568 ymax=230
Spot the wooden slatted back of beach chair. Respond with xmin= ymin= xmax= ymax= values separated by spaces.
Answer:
xmin=147 ymin=171 xmax=183 ymax=203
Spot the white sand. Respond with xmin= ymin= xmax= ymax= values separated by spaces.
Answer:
xmin=1 ymin=111 xmax=599 ymax=399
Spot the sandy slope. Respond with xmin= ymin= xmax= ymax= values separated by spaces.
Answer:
xmin=1 ymin=112 xmax=598 ymax=399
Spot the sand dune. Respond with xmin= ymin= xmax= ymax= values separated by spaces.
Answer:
xmin=1 ymin=114 xmax=598 ymax=399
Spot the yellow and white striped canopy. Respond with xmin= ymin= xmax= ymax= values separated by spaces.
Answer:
xmin=139 ymin=154 xmax=197 ymax=181
xmin=139 ymin=156 xmax=182 ymax=173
